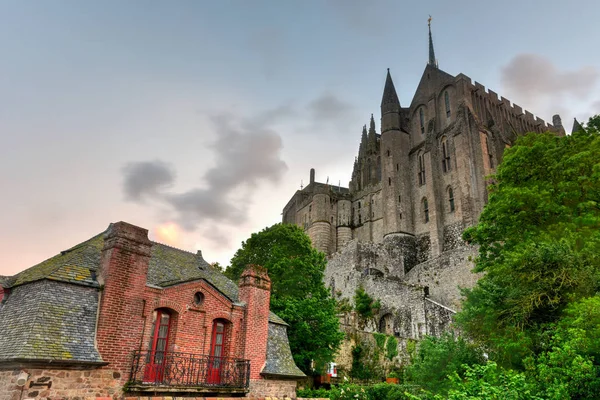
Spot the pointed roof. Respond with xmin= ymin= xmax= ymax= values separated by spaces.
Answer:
xmin=381 ymin=68 xmax=400 ymax=107
xmin=428 ymin=16 xmax=437 ymax=68
xmin=369 ymin=114 xmax=376 ymax=134
xmin=572 ymin=118 xmax=585 ymax=134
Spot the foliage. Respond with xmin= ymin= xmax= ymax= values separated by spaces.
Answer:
xmin=209 ymin=261 xmax=224 ymax=272
xmin=336 ymin=297 xmax=353 ymax=313
xmin=404 ymin=332 xmax=485 ymax=394
xmin=354 ymin=286 xmax=381 ymax=319
xmin=373 ymin=332 xmax=387 ymax=350
xmin=458 ymin=118 xmax=600 ymax=367
xmin=523 ymin=295 xmax=600 ymax=399
xmin=296 ymin=386 xmax=331 ymax=398
xmin=227 ymin=223 xmax=344 ymax=373
xmin=386 ymin=335 xmax=398 ymax=361
xmin=327 ymin=382 xmax=421 ymax=400
xmin=441 ymin=362 xmax=542 ymax=400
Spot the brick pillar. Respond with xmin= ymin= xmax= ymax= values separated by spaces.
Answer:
xmin=96 ymin=222 xmax=153 ymax=375
xmin=238 ymin=265 xmax=271 ymax=380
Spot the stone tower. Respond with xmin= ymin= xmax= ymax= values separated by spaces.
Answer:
xmin=282 ymin=20 xmax=566 ymax=311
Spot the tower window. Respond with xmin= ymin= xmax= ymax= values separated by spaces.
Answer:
xmin=398 ymin=195 xmax=401 ymax=203
xmin=444 ymin=90 xmax=451 ymax=117
xmin=418 ymin=154 xmax=426 ymax=185
xmin=387 ymin=149 xmax=390 ymax=157
xmin=448 ymin=187 xmax=455 ymax=212
xmin=396 ymin=163 xmax=399 ymax=171
xmin=423 ymin=198 xmax=429 ymax=223
xmin=388 ymin=177 xmax=391 ymax=186
xmin=441 ymin=137 xmax=451 ymax=173
xmin=419 ymin=108 xmax=425 ymax=134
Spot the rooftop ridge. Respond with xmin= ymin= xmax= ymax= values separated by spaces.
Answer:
xmin=151 ymin=240 xmax=198 ymax=256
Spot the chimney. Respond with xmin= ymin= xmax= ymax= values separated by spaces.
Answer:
xmin=238 ymin=265 xmax=271 ymax=380
xmin=310 ymin=168 xmax=315 ymax=184
xmin=96 ymin=222 xmax=153 ymax=375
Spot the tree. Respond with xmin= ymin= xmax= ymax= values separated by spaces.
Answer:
xmin=227 ymin=223 xmax=344 ymax=373
xmin=457 ymin=115 xmax=600 ymax=367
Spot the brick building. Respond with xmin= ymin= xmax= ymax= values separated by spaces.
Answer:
xmin=0 ymin=221 xmax=304 ymax=399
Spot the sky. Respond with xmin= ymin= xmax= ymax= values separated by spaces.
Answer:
xmin=1 ymin=0 xmax=599 ymax=276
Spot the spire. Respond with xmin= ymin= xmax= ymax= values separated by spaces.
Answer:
xmin=359 ymin=125 xmax=367 ymax=156
xmin=381 ymin=68 xmax=400 ymax=107
xmin=428 ymin=15 xmax=437 ymax=68
xmin=369 ymin=114 xmax=376 ymax=134
xmin=572 ymin=118 xmax=585 ymax=134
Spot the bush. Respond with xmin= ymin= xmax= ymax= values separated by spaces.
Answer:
xmin=296 ymin=386 xmax=331 ymax=398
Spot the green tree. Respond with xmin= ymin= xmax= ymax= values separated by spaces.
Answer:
xmin=227 ymin=223 xmax=344 ymax=373
xmin=457 ymin=116 xmax=600 ymax=367
xmin=404 ymin=332 xmax=485 ymax=395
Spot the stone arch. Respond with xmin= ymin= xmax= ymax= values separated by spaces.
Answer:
xmin=379 ymin=313 xmax=394 ymax=335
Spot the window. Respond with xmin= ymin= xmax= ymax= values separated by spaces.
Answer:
xmin=398 ymin=195 xmax=401 ymax=203
xmin=396 ymin=163 xmax=399 ymax=171
xmin=208 ymin=319 xmax=229 ymax=384
xmin=145 ymin=309 xmax=172 ymax=382
xmin=444 ymin=90 xmax=451 ymax=117
xmin=419 ymin=108 xmax=425 ymax=134
xmin=441 ymin=137 xmax=451 ymax=173
xmin=485 ymin=135 xmax=494 ymax=168
xmin=388 ymin=177 xmax=391 ymax=186
xmin=423 ymin=198 xmax=429 ymax=223
xmin=194 ymin=292 xmax=205 ymax=306
xmin=418 ymin=154 xmax=426 ymax=185
xmin=448 ymin=187 xmax=455 ymax=212
xmin=387 ymin=149 xmax=390 ymax=157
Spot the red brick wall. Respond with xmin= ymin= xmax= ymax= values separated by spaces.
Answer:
xmin=96 ymin=222 xmax=153 ymax=377
xmin=238 ymin=265 xmax=272 ymax=380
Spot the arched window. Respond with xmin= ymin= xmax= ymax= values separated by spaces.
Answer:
xmin=208 ymin=319 xmax=230 ymax=384
xmin=448 ymin=187 xmax=455 ymax=212
xmin=444 ymin=90 xmax=451 ymax=117
xmin=419 ymin=108 xmax=425 ymax=134
xmin=379 ymin=314 xmax=394 ymax=335
xmin=441 ymin=137 xmax=451 ymax=173
xmin=145 ymin=309 xmax=173 ymax=383
xmin=423 ymin=198 xmax=429 ymax=223
xmin=418 ymin=154 xmax=426 ymax=185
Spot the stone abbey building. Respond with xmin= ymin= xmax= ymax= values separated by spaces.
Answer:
xmin=282 ymin=23 xmax=566 ymax=344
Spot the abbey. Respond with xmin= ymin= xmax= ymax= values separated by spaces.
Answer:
xmin=282 ymin=23 xmax=565 ymax=344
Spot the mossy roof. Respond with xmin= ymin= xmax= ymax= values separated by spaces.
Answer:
xmin=2 ymin=227 xmax=286 ymax=324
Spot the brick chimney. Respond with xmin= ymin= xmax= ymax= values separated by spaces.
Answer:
xmin=238 ymin=265 xmax=271 ymax=380
xmin=96 ymin=222 xmax=153 ymax=374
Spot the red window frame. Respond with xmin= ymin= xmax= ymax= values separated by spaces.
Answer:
xmin=143 ymin=309 xmax=172 ymax=383
xmin=207 ymin=319 xmax=229 ymax=384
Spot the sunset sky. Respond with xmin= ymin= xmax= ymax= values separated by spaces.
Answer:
xmin=1 ymin=0 xmax=599 ymax=276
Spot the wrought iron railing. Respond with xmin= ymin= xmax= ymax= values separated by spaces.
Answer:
xmin=129 ymin=350 xmax=250 ymax=389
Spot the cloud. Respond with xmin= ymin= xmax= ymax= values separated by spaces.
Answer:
xmin=122 ymin=110 xmax=288 ymax=231
xmin=122 ymin=160 xmax=175 ymax=201
xmin=307 ymin=93 xmax=355 ymax=123
xmin=500 ymin=54 xmax=599 ymax=118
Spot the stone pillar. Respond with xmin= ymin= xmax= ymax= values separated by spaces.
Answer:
xmin=239 ymin=265 xmax=271 ymax=380
xmin=96 ymin=221 xmax=153 ymax=375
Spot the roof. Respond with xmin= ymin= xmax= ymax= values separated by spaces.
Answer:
xmin=0 ymin=280 xmax=103 ymax=364
xmin=1 ymin=226 xmax=287 ymax=324
xmin=263 ymin=322 xmax=306 ymax=378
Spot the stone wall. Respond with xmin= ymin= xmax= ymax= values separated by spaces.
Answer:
xmin=0 ymin=368 xmax=121 ymax=400
xmin=249 ymin=378 xmax=298 ymax=398
xmin=404 ymin=245 xmax=480 ymax=310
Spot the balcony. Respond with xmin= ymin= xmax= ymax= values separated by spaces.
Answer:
xmin=128 ymin=351 xmax=250 ymax=394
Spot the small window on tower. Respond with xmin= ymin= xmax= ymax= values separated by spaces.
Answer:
xmin=387 ymin=149 xmax=390 ymax=157
xmin=419 ymin=108 xmax=425 ymax=134
xmin=444 ymin=90 xmax=451 ymax=118
xmin=388 ymin=177 xmax=391 ymax=186
xmin=448 ymin=187 xmax=455 ymax=212
xmin=423 ymin=198 xmax=430 ymax=223
xmin=418 ymin=154 xmax=426 ymax=185
xmin=398 ymin=195 xmax=401 ymax=203
xmin=396 ymin=163 xmax=399 ymax=171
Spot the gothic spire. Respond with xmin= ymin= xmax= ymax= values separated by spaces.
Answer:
xmin=381 ymin=68 xmax=400 ymax=107
xmin=572 ymin=118 xmax=585 ymax=134
xmin=369 ymin=114 xmax=376 ymax=134
xmin=428 ymin=15 xmax=437 ymax=68
xmin=359 ymin=124 xmax=367 ymax=156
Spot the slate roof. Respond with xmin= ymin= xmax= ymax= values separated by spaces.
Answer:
xmin=262 ymin=323 xmax=305 ymax=378
xmin=0 ymin=226 xmax=291 ymax=366
xmin=0 ymin=280 xmax=103 ymax=364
